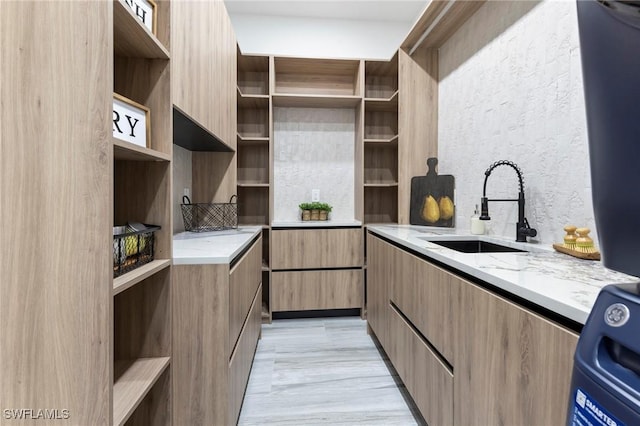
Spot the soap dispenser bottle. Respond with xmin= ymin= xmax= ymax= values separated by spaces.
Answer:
xmin=470 ymin=204 xmax=485 ymax=235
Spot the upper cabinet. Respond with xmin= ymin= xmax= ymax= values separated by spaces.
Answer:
xmin=172 ymin=0 xmax=237 ymax=150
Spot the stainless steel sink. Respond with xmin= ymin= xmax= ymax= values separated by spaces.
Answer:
xmin=427 ymin=239 xmax=526 ymax=253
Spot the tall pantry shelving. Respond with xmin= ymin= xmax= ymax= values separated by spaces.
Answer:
xmin=236 ymin=52 xmax=271 ymax=320
xmin=112 ymin=1 xmax=172 ymax=424
xmin=363 ymin=53 xmax=399 ymax=223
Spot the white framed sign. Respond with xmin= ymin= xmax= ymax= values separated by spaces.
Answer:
xmin=121 ymin=0 xmax=156 ymax=34
xmin=113 ymin=93 xmax=150 ymax=148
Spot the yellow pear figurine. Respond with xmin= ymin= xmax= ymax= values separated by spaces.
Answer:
xmin=439 ymin=196 xmax=454 ymax=220
xmin=422 ymin=195 xmax=440 ymax=223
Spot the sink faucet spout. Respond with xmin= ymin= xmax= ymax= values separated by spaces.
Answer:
xmin=480 ymin=160 xmax=537 ymax=242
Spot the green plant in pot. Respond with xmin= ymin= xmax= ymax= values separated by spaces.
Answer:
xmin=317 ymin=202 xmax=332 ymax=221
xmin=299 ymin=201 xmax=333 ymax=221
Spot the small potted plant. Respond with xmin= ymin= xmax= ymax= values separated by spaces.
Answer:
xmin=299 ymin=202 xmax=312 ymax=221
xmin=299 ymin=201 xmax=333 ymax=221
xmin=318 ymin=202 xmax=332 ymax=221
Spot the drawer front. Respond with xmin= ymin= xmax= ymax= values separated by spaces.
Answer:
xmin=390 ymin=244 xmax=458 ymax=363
xmin=229 ymin=236 xmax=262 ymax=355
xmin=389 ymin=304 xmax=454 ymax=426
xmin=272 ymin=270 xmax=363 ymax=312
xmin=271 ymin=228 xmax=363 ymax=269
xmin=229 ymin=285 xmax=262 ymax=425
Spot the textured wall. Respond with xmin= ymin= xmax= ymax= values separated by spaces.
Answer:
xmin=274 ymin=107 xmax=356 ymax=222
xmin=438 ymin=0 xmax=596 ymax=245
xmin=173 ymin=144 xmax=192 ymax=234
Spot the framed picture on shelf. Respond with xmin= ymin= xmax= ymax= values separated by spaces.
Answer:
xmin=113 ymin=93 xmax=150 ymax=149
xmin=121 ymin=0 xmax=157 ymax=34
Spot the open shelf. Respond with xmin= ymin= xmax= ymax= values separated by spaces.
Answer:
xmin=238 ymin=186 xmax=270 ymax=226
xmin=113 ymin=357 xmax=170 ymax=426
xmin=237 ymin=182 xmax=270 ymax=188
xmin=365 ymin=54 xmax=398 ymax=99
xmin=364 ymin=91 xmax=398 ymax=112
xmin=364 ymin=109 xmax=398 ymax=140
xmin=237 ymin=91 xmax=270 ymax=109
xmin=364 ymin=143 xmax=398 ymax=183
xmin=113 ymin=137 xmax=171 ymax=162
xmin=113 ymin=0 xmax=169 ymax=59
xmin=272 ymin=93 xmax=361 ymax=108
xmin=113 ymin=259 xmax=172 ymax=296
xmin=238 ymin=107 xmax=269 ymax=139
xmin=364 ymin=182 xmax=399 ymax=187
xmin=274 ymin=57 xmax=361 ymax=96
xmin=364 ymin=135 xmax=399 ymax=144
xmin=238 ymin=139 xmax=269 ymax=184
xmin=237 ymin=135 xmax=270 ymax=145
xmin=238 ymin=54 xmax=269 ymax=96
xmin=364 ymin=186 xmax=398 ymax=224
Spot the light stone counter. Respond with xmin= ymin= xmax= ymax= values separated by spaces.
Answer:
xmin=173 ymin=226 xmax=263 ymax=265
xmin=367 ymin=224 xmax=638 ymax=325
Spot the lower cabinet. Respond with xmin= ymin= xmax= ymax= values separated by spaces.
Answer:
xmin=366 ymin=233 xmax=579 ymax=426
xmin=172 ymin=237 xmax=262 ymax=425
xmin=271 ymin=269 xmax=362 ymax=311
xmin=388 ymin=304 xmax=454 ymax=426
xmin=271 ymin=227 xmax=364 ymax=313
xmin=455 ymin=280 xmax=578 ymax=425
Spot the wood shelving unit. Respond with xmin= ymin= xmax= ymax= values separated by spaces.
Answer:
xmin=113 ymin=0 xmax=169 ymax=59
xmin=272 ymin=93 xmax=361 ymax=108
xmin=363 ymin=53 xmax=399 ymax=223
xmin=112 ymin=1 xmax=172 ymax=424
xmin=237 ymin=52 xmax=272 ymax=321
xmin=113 ymin=138 xmax=172 ymax=162
xmin=113 ymin=259 xmax=172 ymax=296
xmin=113 ymin=357 xmax=171 ymax=426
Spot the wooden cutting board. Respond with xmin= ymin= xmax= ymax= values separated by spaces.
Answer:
xmin=410 ymin=157 xmax=455 ymax=227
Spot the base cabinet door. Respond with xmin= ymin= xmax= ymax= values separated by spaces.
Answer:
xmin=229 ymin=286 xmax=262 ymax=424
xmin=388 ymin=304 xmax=454 ymax=426
xmin=366 ymin=234 xmax=395 ymax=349
xmin=271 ymin=269 xmax=363 ymax=311
xmin=455 ymin=281 xmax=579 ymax=425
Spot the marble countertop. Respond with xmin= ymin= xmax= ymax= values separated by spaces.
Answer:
xmin=367 ymin=224 xmax=638 ymax=325
xmin=272 ymin=220 xmax=362 ymax=228
xmin=173 ymin=226 xmax=263 ymax=265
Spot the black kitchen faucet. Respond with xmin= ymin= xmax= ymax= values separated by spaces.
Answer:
xmin=480 ymin=160 xmax=538 ymax=242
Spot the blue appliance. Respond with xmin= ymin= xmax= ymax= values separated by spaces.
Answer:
xmin=569 ymin=1 xmax=640 ymax=424
xmin=567 ymin=284 xmax=640 ymax=425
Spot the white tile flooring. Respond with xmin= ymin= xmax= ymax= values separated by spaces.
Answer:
xmin=238 ymin=317 xmax=425 ymax=425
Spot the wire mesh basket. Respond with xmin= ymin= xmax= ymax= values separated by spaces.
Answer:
xmin=180 ymin=195 xmax=238 ymax=232
xmin=113 ymin=224 xmax=160 ymax=277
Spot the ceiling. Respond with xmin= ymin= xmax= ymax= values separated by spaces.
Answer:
xmin=223 ymin=0 xmax=429 ymax=23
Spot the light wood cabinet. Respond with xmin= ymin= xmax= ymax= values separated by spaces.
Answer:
xmin=172 ymin=236 xmax=262 ymax=425
xmin=2 ymin=1 xmax=174 ymax=424
xmin=366 ymin=233 xmax=395 ymax=349
xmin=272 ymin=270 xmax=363 ymax=311
xmin=172 ymin=0 xmax=236 ymax=147
xmin=271 ymin=228 xmax=364 ymax=313
xmin=112 ymin=1 xmax=173 ymax=423
xmin=390 ymin=245 xmax=458 ymax=363
xmin=367 ymin=233 xmax=579 ymax=425
xmin=454 ymin=280 xmax=578 ymax=425
xmin=388 ymin=304 xmax=454 ymax=426
xmin=271 ymin=228 xmax=363 ymax=270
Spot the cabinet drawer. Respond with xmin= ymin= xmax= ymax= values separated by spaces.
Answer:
xmin=229 ymin=285 xmax=262 ymax=425
xmin=271 ymin=228 xmax=363 ymax=269
xmin=229 ymin=236 xmax=262 ymax=353
xmin=389 ymin=304 xmax=453 ymax=426
xmin=272 ymin=270 xmax=363 ymax=312
xmin=390 ymin=246 xmax=458 ymax=363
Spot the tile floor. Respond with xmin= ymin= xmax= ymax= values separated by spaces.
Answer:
xmin=238 ymin=317 xmax=424 ymax=425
